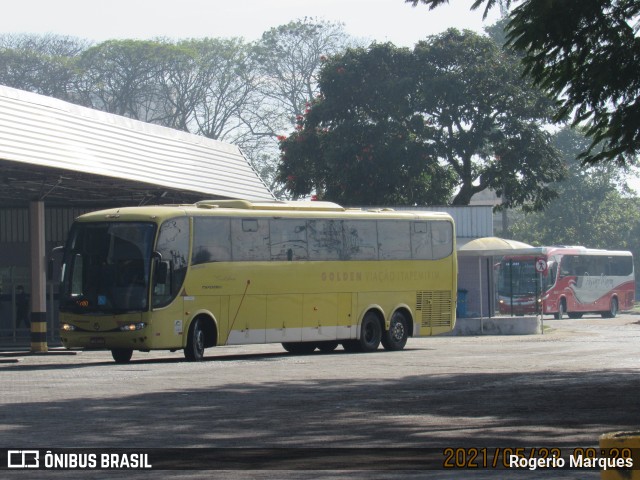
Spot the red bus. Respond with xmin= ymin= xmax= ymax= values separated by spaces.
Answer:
xmin=497 ymin=246 xmax=635 ymax=318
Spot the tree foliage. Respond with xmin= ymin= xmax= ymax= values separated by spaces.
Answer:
xmin=279 ymin=43 xmax=454 ymax=205
xmin=74 ymin=40 xmax=183 ymax=123
xmin=0 ymin=33 xmax=89 ymax=99
xmin=407 ymin=0 xmax=640 ymax=166
xmin=509 ymin=127 xmax=640 ymax=256
xmin=278 ymin=29 xmax=564 ymax=207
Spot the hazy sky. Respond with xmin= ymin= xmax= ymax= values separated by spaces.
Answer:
xmin=1 ymin=0 xmax=500 ymax=46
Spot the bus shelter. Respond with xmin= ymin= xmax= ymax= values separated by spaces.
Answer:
xmin=456 ymin=237 xmax=544 ymax=319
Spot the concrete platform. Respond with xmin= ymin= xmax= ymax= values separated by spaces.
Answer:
xmin=442 ymin=315 xmax=542 ymax=336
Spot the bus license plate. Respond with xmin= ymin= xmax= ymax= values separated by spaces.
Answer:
xmin=90 ymin=337 xmax=106 ymax=346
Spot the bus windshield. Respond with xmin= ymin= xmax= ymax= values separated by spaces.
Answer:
xmin=60 ymin=222 xmax=156 ymax=314
xmin=498 ymin=259 xmax=538 ymax=296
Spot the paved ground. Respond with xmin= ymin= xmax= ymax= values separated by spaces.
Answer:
xmin=1 ymin=313 xmax=639 ymax=479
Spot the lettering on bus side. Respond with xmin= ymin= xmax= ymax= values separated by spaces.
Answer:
xmin=321 ymin=271 xmax=441 ymax=282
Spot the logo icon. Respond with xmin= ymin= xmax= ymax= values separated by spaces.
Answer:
xmin=7 ymin=450 xmax=39 ymax=468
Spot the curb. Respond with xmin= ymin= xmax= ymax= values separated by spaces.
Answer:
xmin=0 ymin=348 xmax=77 ymax=358
xmin=442 ymin=315 xmax=541 ymax=336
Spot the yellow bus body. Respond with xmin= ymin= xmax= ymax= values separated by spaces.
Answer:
xmin=59 ymin=201 xmax=457 ymax=361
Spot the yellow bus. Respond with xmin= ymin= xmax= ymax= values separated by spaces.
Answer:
xmin=58 ymin=200 xmax=457 ymax=363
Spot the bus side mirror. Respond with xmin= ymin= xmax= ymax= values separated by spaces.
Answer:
xmin=152 ymin=252 xmax=170 ymax=287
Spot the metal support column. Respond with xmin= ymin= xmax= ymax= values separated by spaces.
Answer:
xmin=29 ymin=200 xmax=48 ymax=352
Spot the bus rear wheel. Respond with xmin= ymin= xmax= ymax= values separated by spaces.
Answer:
xmin=185 ymin=318 xmax=205 ymax=361
xmin=358 ymin=312 xmax=382 ymax=352
xmin=381 ymin=311 xmax=408 ymax=351
xmin=602 ymin=297 xmax=619 ymax=318
xmin=111 ymin=348 xmax=133 ymax=364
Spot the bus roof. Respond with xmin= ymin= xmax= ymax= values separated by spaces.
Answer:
xmin=542 ymin=246 xmax=633 ymax=257
xmin=503 ymin=246 xmax=633 ymax=258
xmin=74 ymin=200 xmax=455 ymax=223
xmin=195 ymin=199 xmax=346 ymax=211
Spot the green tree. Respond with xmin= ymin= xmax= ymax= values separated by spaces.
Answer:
xmin=0 ymin=33 xmax=89 ymax=100
xmin=415 ymin=29 xmax=562 ymax=207
xmin=278 ymin=30 xmax=564 ymax=207
xmin=407 ymin=0 xmax=640 ymax=166
xmin=278 ymin=42 xmax=454 ymax=205
xmin=509 ymin=127 xmax=640 ymax=253
xmin=74 ymin=39 xmax=182 ymax=123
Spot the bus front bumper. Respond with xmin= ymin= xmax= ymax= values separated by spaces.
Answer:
xmin=60 ymin=325 xmax=151 ymax=350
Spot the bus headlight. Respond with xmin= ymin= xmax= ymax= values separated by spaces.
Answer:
xmin=61 ymin=323 xmax=76 ymax=332
xmin=119 ymin=323 xmax=147 ymax=332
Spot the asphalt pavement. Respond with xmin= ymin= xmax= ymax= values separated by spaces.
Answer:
xmin=1 ymin=313 xmax=639 ymax=479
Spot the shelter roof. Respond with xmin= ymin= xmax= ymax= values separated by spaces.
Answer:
xmin=0 ymin=85 xmax=274 ymax=206
xmin=457 ymin=236 xmax=544 ymax=257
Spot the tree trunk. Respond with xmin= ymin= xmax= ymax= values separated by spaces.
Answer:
xmin=451 ymin=184 xmax=475 ymax=205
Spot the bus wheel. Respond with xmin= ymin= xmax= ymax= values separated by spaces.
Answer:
xmin=185 ymin=318 xmax=205 ymax=361
xmin=282 ymin=342 xmax=317 ymax=354
xmin=111 ymin=348 xmax=133 ymax=364
xmin=554 ymin=299 xmax=566 ymax=320
xmin=358 ymin=312 xmax=382 ymax=352
xmin=381 ymin=311 xmax=408 ymax=351
xmin=316 ymin=341 xmax=339 ymax=353
xmin=602 ymin=297 xmax=619 ymax=318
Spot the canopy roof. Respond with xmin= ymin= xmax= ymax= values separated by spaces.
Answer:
xmin=457 ymin=236 xmax=543 ymax=257
xmin=0 ymin=85 xmax=274 ymax=206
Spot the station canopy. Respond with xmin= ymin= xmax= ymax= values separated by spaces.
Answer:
xmin=457 ymin=236 xmax=544 ymax=257
xmin=0 ymin=85 xmax=275 ymax=207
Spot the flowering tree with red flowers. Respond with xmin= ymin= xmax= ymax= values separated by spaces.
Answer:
xmin=277 ymin=30 xmax=565 ymax=208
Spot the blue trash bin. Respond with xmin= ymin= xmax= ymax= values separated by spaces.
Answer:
xmin=457 ymin=289 xmax=468 ymax=318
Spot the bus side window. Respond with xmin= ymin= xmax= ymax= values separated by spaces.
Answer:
xmin=270 ymin=219 xmax=308 ymax=261
xmin=378 ymin=220 xmax=411 ymax=260
xmin=560 ymin=257 xmax=573 ymax=277
xmin=153 ymin=217 xmax=188 ymax=308
xmin=231 ymin=218 xmax=269 ymax=261
xmin=431 ymin=221 xmax=453 ymax=260
xmin=543 ymin=262 xmax=556 ymax=290
xmin=154 ymin=259 xmax=171 ymax=294
xmin=610 ymin=256 xmax=633 ymax=276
